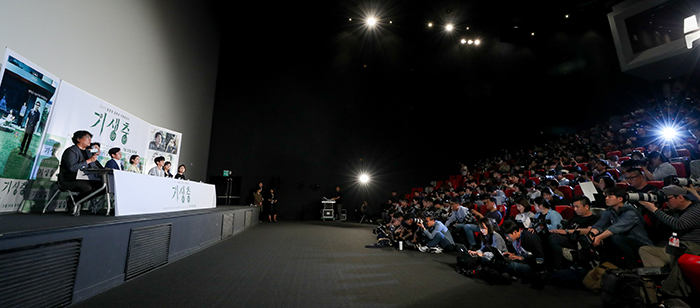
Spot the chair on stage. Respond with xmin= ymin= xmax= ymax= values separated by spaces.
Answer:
xmin=42 ymin=176 xmax=79 ymax=216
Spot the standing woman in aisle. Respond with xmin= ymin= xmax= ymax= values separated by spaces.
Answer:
xmin=267 ymin=188 xmax=278 ymax=222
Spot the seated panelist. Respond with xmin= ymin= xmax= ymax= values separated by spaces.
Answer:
xmin=58 ymin=130 xmax=105 ymax=212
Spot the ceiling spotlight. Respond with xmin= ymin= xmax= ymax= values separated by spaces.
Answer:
xmin=349 ymin=18 xmax=352 ymax=21
xmin=474 ymin=39 xmax=481 ymax=45
xmin=428 ymin=22 xmax=433 ymax=27
xmin=359 ymin=174 xmax=370 ymax=184
xmin=460 ymin=38 xmax=467 ymax=44
xmin=466 ymin=26 xmax=470 ymax=30
xmin=445 ymin=24 xmax=454 ymax=31
xmin=468 ymin=39 xmax=473 ymax=45
xmin=531 ymin=32 xmax=535 ymax=36
xmin=389 ymin=21 xmax=393 ymax=24
xmin=367 ymin=17 xmax=377 ymax=26
xmin=565 ymin=14 xmax=569 ymax=18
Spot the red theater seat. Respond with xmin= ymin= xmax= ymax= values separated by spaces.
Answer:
xmin=678 ymin=254 xmax=700 ymax=293
xmin=564 ymin=174 xmax=574 ymax=180
xmin=619 ymin=156 xmax=631 ymax=162
xmin=616 ymin=182 xmax=629 ymax=189
xmin=676 ymin=148 xmax=691 ymax=158
xmin=557 ymin=185 xmax=572 ymax=201
xmin=606 ymin=150 xmax=621 ymax=158
xmin=574 ymin=185 xmax=583 ymax=196
xmin=576 ymin=163 xmax=589 ymax=172
xmin=671 ymin=162 xmax=687 ymax=178
xmin=606 ymin=169 xmax=620 ymax=180
xmin=648 ymin=181 xmax=664 ymax=189
xmin=509 ymin=205 xmax=519 ymax=218
xmin=505 ymin=189 xmax=514 ymax=198
xmin=529 ymin=177 xmax=540 ymax=185
xmin=555 ymin=205 xmax=574 ymax=220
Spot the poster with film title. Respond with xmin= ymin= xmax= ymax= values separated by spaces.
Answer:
xmin=17 ymin=81 xmax=154 ymax=213
xmin=143 ymin=125 xmax=181 ymax=177
xmin=37 ymin=81 xmax=152 ymax=181
xmin=0 ymin=48 xmax=60 ymax=212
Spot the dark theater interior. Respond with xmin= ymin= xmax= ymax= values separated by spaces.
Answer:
xmin=2 ymin=0 xmax=700 ymax=307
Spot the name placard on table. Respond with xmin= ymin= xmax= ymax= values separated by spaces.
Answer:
xmin=111 ymin=170 xmax=216 ymax=216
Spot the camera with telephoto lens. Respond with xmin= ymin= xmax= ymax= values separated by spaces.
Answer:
xmin=626 ymin=190 xmax=666 ymax=203
xmin=663 ymin=175 xmax=700 ymax=187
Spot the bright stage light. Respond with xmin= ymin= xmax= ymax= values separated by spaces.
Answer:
xmin=460 ymin=38 xmax=466 ymax=44
xmin=367 ymin=17 xmax=377 ymax=26
xmin=428 ymin=22 xmax=433 ymax=27
xmin=468 ymin=39 xmax=473 ymax=44
xmin=359 ymin=174 xmax=370 ymax=184
xmin=661 ymin=126 xmax=679 ymax=140
xmin=474 ymin=39 xmax=481 ymax=45
xmin=445 ymin=24 xmax=454 ymax=31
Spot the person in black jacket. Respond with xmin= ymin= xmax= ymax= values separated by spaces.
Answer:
xmin=502 ymin=220 xmax=546 ymax=281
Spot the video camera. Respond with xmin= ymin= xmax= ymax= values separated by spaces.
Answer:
xmin=530 ymin=216 xmax=551 ymax=235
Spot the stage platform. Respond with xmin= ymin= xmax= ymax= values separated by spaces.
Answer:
xmin=0 ymin=206 xmax=259 ymax=307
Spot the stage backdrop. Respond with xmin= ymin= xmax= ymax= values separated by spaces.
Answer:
xmin=0 ymin=49 xmax=186 ymax=213
xmin=0 ymin=48 xmax=60 ymax=211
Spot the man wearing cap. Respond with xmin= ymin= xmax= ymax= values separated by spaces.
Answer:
xmin=638 ymin=185 xmax=700 ymax=296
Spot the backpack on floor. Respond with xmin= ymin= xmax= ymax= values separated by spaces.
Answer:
xmin=582 ymin=262 xmax=618 ymax=291
xmin=600 ymin=269 xmax=657 ymax=308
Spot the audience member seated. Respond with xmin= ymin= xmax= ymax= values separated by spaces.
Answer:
xmin=514 ymin=198 xmax=535 ymax=228
xmin=590 ymin=187 xmax=653 ymax=268
xmin=638 ymin=185 xmax=700 ymax=297
xmin=58 ymin=130 xmax=105 ymax=215
xmin=541 ymin=187 xmax=569 ymax=206
xmin=473 ymin=196 xmax=502 ymax=227
xmin=531 ymin=197 xmax=563 ymax=232
xmin=547 ymin=196 xmax=600 ymax=270
xmin=642 ymin=151 xmax=677 ymax=181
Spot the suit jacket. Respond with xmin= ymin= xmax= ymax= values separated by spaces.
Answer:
xmin=25 ymin=109 xmax=40 ymax=129
xmin=105 ymin=159 xmax=123 ymax=170
xmin=59 ymin=145 xmax=102 ymax=182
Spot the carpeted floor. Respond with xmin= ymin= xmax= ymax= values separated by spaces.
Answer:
xmin=71 ymin=221 xmax=601 ymax=308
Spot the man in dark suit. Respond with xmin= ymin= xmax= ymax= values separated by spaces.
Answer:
xmin=19 ymin=101 xmax=41 ymax=155
xmin=105 ymin=147 xmax=124 ymax=170
xmin=59 ymin=130 xmax=104 ymax=214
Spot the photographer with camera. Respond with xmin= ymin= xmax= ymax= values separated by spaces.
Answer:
xmin=445 ymin=199 xmax=480 ymax=249
xmin=624 ymin=168 xmax=658 ymax=193
xmin=590 ymin=187 xmax=653 ymax=268
xmin=637 ymin=185 xmax=700 ymax=297
xmin=548 ymin=196 xmax=600 ymax=270
xmin=416 ymin=214 xmax=454 ymax=253
xmin=396 ymin=214 xmax=421 ymax=249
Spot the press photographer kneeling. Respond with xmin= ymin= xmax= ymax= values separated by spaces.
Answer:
xmin=637 ymin=184 xmax=700 ymax=297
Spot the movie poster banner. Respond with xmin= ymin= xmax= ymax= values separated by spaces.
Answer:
xmin=12 ymin=82 xmax=153 ymax=213
xmin=39 ymin=81 xmax=152 ymax=180
xmin=0 ymin=48 xmax=61 ymax=212
xmin=143 ymin=125 xmax=182 ymax=177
